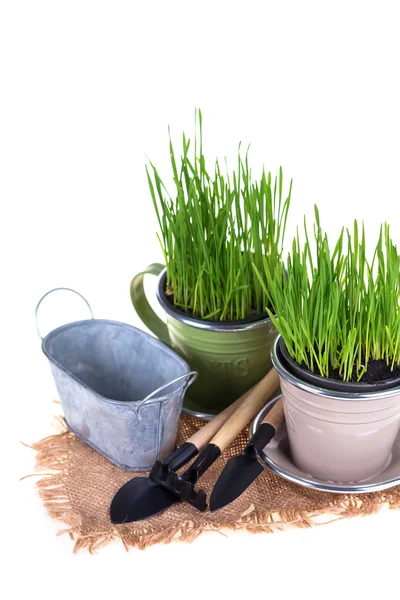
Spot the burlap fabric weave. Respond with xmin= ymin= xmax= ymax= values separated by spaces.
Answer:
xmin=32 ymin=413 xmax=400 ymax=552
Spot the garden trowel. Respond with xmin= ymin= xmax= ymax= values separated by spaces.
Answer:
xmin=209 ymin=397 xmax=284 ymax=511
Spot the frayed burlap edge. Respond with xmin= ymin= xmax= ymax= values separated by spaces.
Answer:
xmin=29 ymin=417 xmax=400 ymax=553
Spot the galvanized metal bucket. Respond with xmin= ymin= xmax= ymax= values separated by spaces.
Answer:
xmin=36 ymin=288 xmax=197 ymax=471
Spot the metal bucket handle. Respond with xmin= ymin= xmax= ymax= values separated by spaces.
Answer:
xmin=35 ymin=287 xmax=94 ymax=340
xmin=135 ymin=371 xmax=198 ymax=416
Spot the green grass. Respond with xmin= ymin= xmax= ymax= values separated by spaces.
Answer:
xmin=146 ymin=110 xmax=292 ymax=321
xmin=253 ymin=206 xmax=400 ymax=381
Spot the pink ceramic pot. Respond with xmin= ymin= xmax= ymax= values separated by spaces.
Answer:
xmin=271 ymin=336 xmax=400 ymax=483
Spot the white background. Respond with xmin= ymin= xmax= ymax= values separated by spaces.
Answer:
xmin=2 ymin=1 xmax=400 ymax=599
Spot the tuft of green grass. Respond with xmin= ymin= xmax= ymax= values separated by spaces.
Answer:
xmin=146 ymin=109 xmax=292 ymax=321
xmin=253 ymin=206 xmax=400 ymax=381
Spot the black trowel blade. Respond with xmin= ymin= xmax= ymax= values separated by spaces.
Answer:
xmin=210 ymin=422 xmax=278 ymax=512
xmin=110 ymin=476 xmax=178 ymax=523
xmin=209 ymin=453 xmax=264 ymax=512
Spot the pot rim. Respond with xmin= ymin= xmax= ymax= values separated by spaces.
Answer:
xmin=155 ymin=269 xmax=273 ymax=332
xmin=278 ymin=335 xmax=400 ymax=393
xmin=271 ymin=335 xmax=400 ymax=400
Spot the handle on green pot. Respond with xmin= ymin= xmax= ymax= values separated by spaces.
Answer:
xmin=130 ymin=263 xmax=170 ymax=345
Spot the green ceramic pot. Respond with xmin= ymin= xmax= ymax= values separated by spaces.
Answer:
xmin=130 ymin=264 xmax=278 ymax=418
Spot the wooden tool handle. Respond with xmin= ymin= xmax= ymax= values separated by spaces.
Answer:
xmin=188 ymin=387 xmax=253 ymax=451
xmin=261 ymin=397 xmax=284 ymax=430
xmin=211 ymin=367 xmax=280 ymax=452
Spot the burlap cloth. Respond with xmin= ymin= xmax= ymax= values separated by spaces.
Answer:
xmin=32 ymin=413 xmax=400 ymax=553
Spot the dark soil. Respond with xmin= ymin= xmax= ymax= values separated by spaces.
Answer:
xmin=163 ymin=289 xmax=268 ymax=324
xmin=327 ymin=359 xmax=400 ymax=385
xmin=297 ymin=357 xmax=400 ymax=385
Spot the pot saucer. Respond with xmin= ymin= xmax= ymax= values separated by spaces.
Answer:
xmin=250 ymin=395 xmax=400 ymax=494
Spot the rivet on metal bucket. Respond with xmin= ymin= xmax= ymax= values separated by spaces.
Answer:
xmin=35 ymin=287 xmax=94 ymax=340
xmin=135 ymin=371 xmax=198 ymax=419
